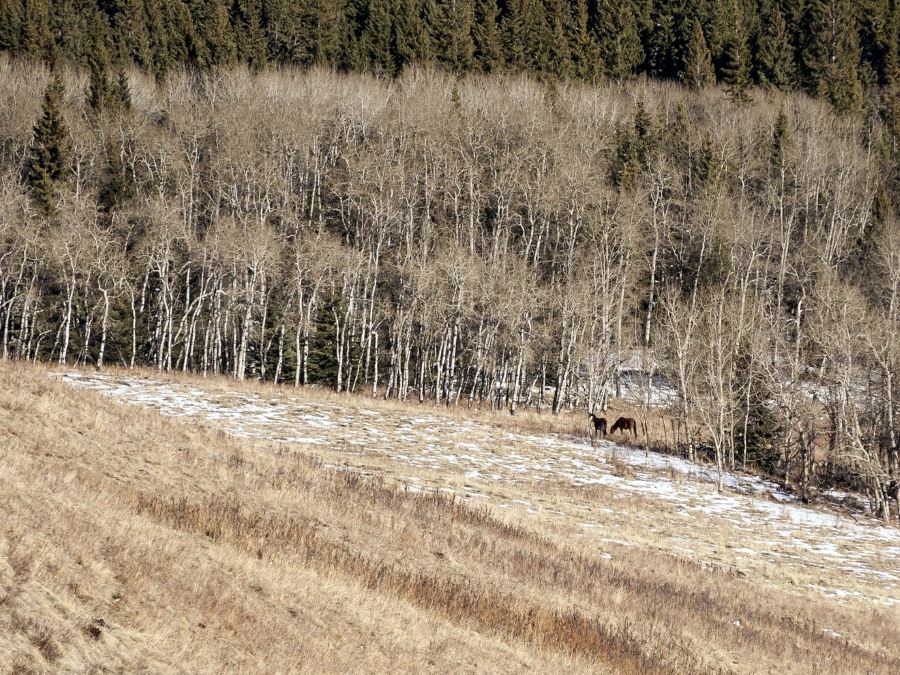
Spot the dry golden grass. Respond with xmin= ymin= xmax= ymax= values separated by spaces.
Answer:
xmin=1 ymin=361 xmax=898 ymax=674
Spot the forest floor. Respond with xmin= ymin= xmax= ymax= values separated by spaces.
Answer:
xmin=1 ymin=361 xmax=898 ymax=673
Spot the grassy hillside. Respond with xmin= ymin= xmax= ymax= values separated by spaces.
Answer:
xmin=1 ymin=360 xmax=898 ymax=673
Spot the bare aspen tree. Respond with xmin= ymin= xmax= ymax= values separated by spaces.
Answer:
xmin=691 ymin=283 xmax=740 ymax=492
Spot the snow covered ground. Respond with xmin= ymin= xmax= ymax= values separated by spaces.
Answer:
xmin=56 ymin=371 xmax=899 ymax=611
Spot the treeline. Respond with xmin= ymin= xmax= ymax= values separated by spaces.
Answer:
xmin=1 ymin=1 xmax=899 ymax=111
xmin=1 ymin=60 xmax=899 ymax=519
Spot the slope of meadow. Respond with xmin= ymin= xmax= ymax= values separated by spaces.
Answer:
xmin=1 ymin=361 xmax=899 ymax=673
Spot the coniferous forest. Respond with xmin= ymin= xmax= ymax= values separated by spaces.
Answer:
xmin=0 ymin=1 xmax=897 ymax=110
xmin=1 ymin=1 xmax=900 ymax=518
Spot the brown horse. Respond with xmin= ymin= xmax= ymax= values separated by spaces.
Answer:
xmin=610 ymin=416 xmax=638 ymax=438
xmin=588 ymin=412 xmax=607 ymax=445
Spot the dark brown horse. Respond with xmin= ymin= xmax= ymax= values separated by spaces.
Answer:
xmin=588 ymin=412 xmax=607 ymax=445
xmin=610 ymin=416 xmax=638 ymax=438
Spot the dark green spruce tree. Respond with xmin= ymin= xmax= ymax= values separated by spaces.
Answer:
xmin=143 ymin=0 xmax=178 ymax=77
xmin=102 ymin=0 xmax=153 ymax=67
xmin=230 ymin=0 xmax=267 ymax=70
xmin=646 ymin=0 xmax=694 ymax=80
xmin=770 ymin=106 xmax=792 ymax=177
xmin=114 ymin=64 xmax=132 ymax=112
xmin=804 ymin=0 xmax=862 ymax=113
xmin=393 ymin=0 xmax=431 ymax=70
xmin=427 ymin=0 xmax=475 ymax=73
xmin=472 ymin=0 xmax=502 ymax=72
xmin=285 ymin=0 xmax=346 ymax=67
xmin=857 ymin=0 xmax=891 ymax=85
xmin=594 ymin=0 xmax=643 ymax=81
xmin=99 ymin=139 xmax=134 ymax=213
xmin=757 ymin=3 xmax=796 ymax=88
xmin=705 ymin=0 xmax=735 ymax=75
xmin=503 ymin=0 xmax=553 ymax=73
xmin=20 ymin=0 xmax=52 ymax=62
xmin=722 ymin=5 xmax=752 ymax=103
xmin=502 ymin=0 xmax=530 ymax=71
xmin=25 ymin=75 xmax=70 ymax=216
xmin=359 ymin=0 xmax=395 ymax=74
xmin=0 ymin=0 xmax=22 ymax=51
xmin=566 ymin=0 xmax=601 ymax=81
xmin=879 ymin=7 xmax=900 ymax=209
xmin=522 ymin=0 xmax=553 ymax=74
xmin=188 ymin=0 xmax=238 ymax=69
xmin=545 ymin=0 xmax=572 ymax=78
xmin=683 ymin=19 xmax=715 ymax=89
xmin=88 ymin=26 xmax=114 ymax=113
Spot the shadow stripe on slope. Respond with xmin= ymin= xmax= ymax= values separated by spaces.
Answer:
xmin=194 ymin=453 xmax=900 ymax=673
xmin=125 ymin=487 xmax=677 ymax=675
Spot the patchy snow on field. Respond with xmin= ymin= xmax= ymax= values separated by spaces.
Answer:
xmin=611 ymin=370 xmax=679 ymax=407
xmin=56 ymin=371 xmax=899 ymax=611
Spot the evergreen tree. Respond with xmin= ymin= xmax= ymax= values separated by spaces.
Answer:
xmin=188 ymin=0 xmax=238 ymax=69
xmin=103 ymin=0 xmax=153 ymax=67
xmin=804 ymin=0 xmax=862 ymax=113
xmin=309 ymin=0 xmax=346 ymax=66
xmin=338 ymin=0 xmax=365 ymax=69
xmin=359 ymin=0 xmax=395 ymax=74
xmin=393 ymin=0 xmax=430 ymax=69
xmin=611 ymin=121 xmax=640 ymax=189
xmin=683 ymin=19 xmax=715 ymax=89
xmin=25 ymin=75 xmax=70 ymax=216
xmin=664 ymin=101 xmax=693 ymax=176
xmin=722 ymin=5 xmax=752 ymax=103
xmin=20 ymin=0 xmax=52 ymax=62
xmin=272 ymin=0 xmax=345 ymax=67
xmin=114 ymin=64 xmax=132 ymax=111
xmin=502 ymin=0 xmax=529 ymax=71
xmin=257 ymin=0 xmax=297 ymax=62
xmin=428 ymin=0 xmax=475 ymax=73
xmin=0 ymin=0 xmax=22 ymax=51
xmin=545 ymin=0 xmax=572 ymax=78
xmin=472 ymin=0 xmax=502 ymax=72
xmin=770 ymin=106 xmax=792 ymax=175
xmin=307 ymin=295 xmax=359 ymax=386
xmin=99 ymin=140 xmax=134 ymax=212
xmin=503 ymin=0 xmax=552 ymax=73
xmin=646 ymin=2 xmax=683 ymax=79
xmin=857 ymin=0 xmax=891 ymax=85
xmin=594 ymin=0 xmax=642 ymax=80
xmin=611 ymin=98 xmax=655 ymax=189
xmin=124 ymin=0 xmax=154 ymax=66
xmin=877 ymin=9 xmax=900 ymax=213
xmin=307 ymin=299 xmax=339 ymax=385
xmin=88 ymin=24 xmax=114 ymax=113
xmin=523 ymin=0 xmax=554 ymax=73
xmin=693 ymin=131 xmax=715 ymax=190
xmin=633 ymin=97 xmax=654 ymax=164
xmin=143 ymin=0 xmax=176 ymax=76
xmin=739 ymin=369 xmax=783 ymax=472
xmin=705 ymin=0 xmax=734 ymax=74
xmin=0 ymin=0 xmax=883 ymax=108
xmin=757 ymin=3 xmax=796 ymax=88
xmin=49 ymin=0 xmax=92 ymax=64
xmin=566 ymin=0 xmax=601 ymax=81
xmin=231 ymin=0 xmax=267 ymax=70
